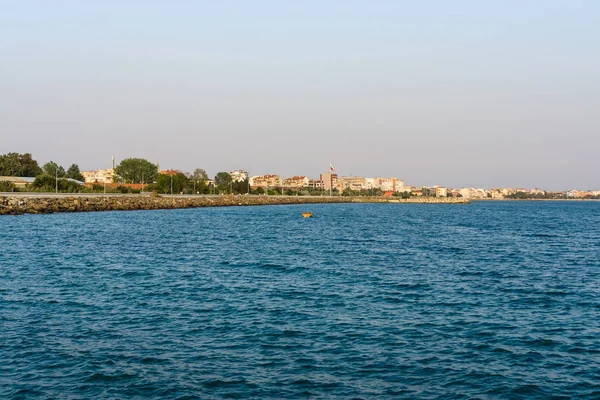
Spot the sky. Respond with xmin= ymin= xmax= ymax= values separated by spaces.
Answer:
xmin=1 ymin=0 xmax=599 ymax=190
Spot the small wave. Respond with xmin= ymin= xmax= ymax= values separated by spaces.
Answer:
xmin=86 ymin=371 xmax=137 ymax=383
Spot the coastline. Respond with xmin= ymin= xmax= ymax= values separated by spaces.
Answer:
xmin=470 ymin=198 xmax=600 ymax=202
xmin=0 ymin=194 xmax=470 ymax=215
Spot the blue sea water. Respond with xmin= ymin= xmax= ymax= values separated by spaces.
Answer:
xmin=1 ymin=201 xmax=599 ymax=399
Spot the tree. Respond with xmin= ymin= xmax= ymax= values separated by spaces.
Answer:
xmin=0 ymin=155 xmax=21 ymax=176
xmin=0 ymin=152 xmax=43 ymax=177
xmin=66 ymin=164 xmax=85 ymax=181
xmin=192 ymin=168 xmax=208 ymax=180
xmin=32 ymin=174 xmax=56 ymax=190
xmin=342 ymin=187 xmax=354 ymax=196
xmin=214 ymin=172 xmax=232 ymax=194
xmin=31 ymin=174 xmax=83 ymax=192
xmin=191 ymin=168 xmax=209 ymax=193
xmin=232 ymin=178 xmax=249 ymax=194
xmin=155 ymin=171 xmax=189 ymax=194
xmin=0 ymin=180 xmax=17 ymax=192
xmin=43 ymin=161 xmax=66 ymax=178
xmin=113 ymin=158 xmax=158 ymax=184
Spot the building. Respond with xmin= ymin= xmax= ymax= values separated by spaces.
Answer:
xmin=308 ymin=179 xmax=324 ymax=189
xmin=371 ymin=177 xmax=400 ymax=192
xmin=459 ymin=188 xmax=473 ymax=199
xmin=82 ymin=169 xmax=114 ymax=183
xmin=472 ymin=188 xmax=489 ymax=198
xmin=336 ymin=176 xmax=367 ymax=191
xmin=320 ymin=172 xmax=338 ymax=191
xmin=0 ymin=176 xmax=35 ymax=188
xmin=250 ymin=174 xmax=281 ymax=188
xmin=449 ymin=188 xmax=461 ymax=197
xmin=230 ymin=170 xmax=249 ymax=182
xmin=412 ymin=189 xmax=424 ymax=196
xmin=395 ymin=179 xmax=405 ymax=192
xmin=567 ymin=190 xmax=587 ymax=198
xmin=435 ymin=187 xmax=448 ymax=197
xmin=282 ymin=176 xmax=310 ymax=188
xmin=490 ymin=189 xmax=505 ymax=199
xmin=530 ymin=188 xmax=546 ymax=195
xmin=364 ymin=177 xmax=404 ymax=192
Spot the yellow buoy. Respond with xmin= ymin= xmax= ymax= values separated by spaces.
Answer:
xmin=302 ymin=212 xmax=312 ymax=218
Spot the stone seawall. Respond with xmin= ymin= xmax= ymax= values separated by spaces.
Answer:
xmin=0 ymin=195 xmax=470 ymax=215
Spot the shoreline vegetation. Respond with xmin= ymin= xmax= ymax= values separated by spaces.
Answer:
xmin=0 ymin=194 xmax=470 ymax=215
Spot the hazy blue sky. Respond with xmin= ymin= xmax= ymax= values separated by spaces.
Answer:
xmin=1 ymin=1 xmax=598 ymax=190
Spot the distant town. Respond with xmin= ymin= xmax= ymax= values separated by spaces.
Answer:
xmin=0 ymin=152 xmax=598 ymax=199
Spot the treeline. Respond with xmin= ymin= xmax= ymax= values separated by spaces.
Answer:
xmin=0 ymin=152 xmax=86 ymax=193
xmin=0 ymin=153 xmax=289 ymax=195
xmin=506 ymin=192 xmax=569 ymax=200
xmin=506 ymin=192 xmax=599 ymax=200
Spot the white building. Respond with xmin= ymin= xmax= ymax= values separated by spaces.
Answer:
xmin=230 ymin=170 xmax=249 ymax=182
xmin=82 ymin=169 xmax=114 ymax=183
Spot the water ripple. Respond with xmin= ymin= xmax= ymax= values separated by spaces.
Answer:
xmin=0 ymin=202 xmax=599 ymax=398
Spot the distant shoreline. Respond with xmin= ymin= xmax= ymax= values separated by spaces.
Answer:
xmin=471 ymin=198 xmax=600 ymax=202
xmin=0 ymin=194 xmax=470 ymax=215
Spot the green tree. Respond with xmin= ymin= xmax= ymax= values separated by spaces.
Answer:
xmin=0 ymin=155 xmax=21 ymax=176
xmin=190 ymin=168 xmax=209 ymax=193
xmin=43 ymin=161 xmax=66 ymax=178
xmin=113 ymin=158 xmax=158 ymax=184
xmin=31 ymin=174 xmax=83 ymax=192
xmin=342 ymin=187 xmax=355 ymax=196
xmin=192 ymin=168 xmax=208 ymax=180
xmin=0 ymin=152 xmax=43 ymax=177
xmin=66 ymin=164 xmax=85 ymax=181
xmin=0 ymin=180 xmax=18 ymax=192
xmin=155 ymin=171 xmax=189 ymax=194
xmin=32 ymin=174 xmax=56 ymax=190
xmin=232 ymin=178 xmax=250 ymax=194
xmin=214 ymin=172 xmax=232 ymax=194
xmin=58 ymin=179 xmax=84 ymax=193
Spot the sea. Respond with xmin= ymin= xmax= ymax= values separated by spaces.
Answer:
xmin=1 ymin=201 xmax=598 ymax=399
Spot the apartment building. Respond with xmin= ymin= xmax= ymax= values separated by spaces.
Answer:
xmin=336 ymin=176 xmax=367 ymax=191
xmin=435 ymin=187 xmax=448 ymax=197
xmin=308 ymin=179 xmax=324 ymax=189
xmin=249 ymin=174 xmax=281 ymax=188
xmin=320 ymin=172 xmax=338 ymax=191
xmin=82 ymin=169 xmax=114 ymax=183
xmin=282 ymin=176 xmax=310 ymax=188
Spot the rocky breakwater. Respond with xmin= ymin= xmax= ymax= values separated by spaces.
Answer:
xmin=0 ymin=195 xmax=470 ymax=215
